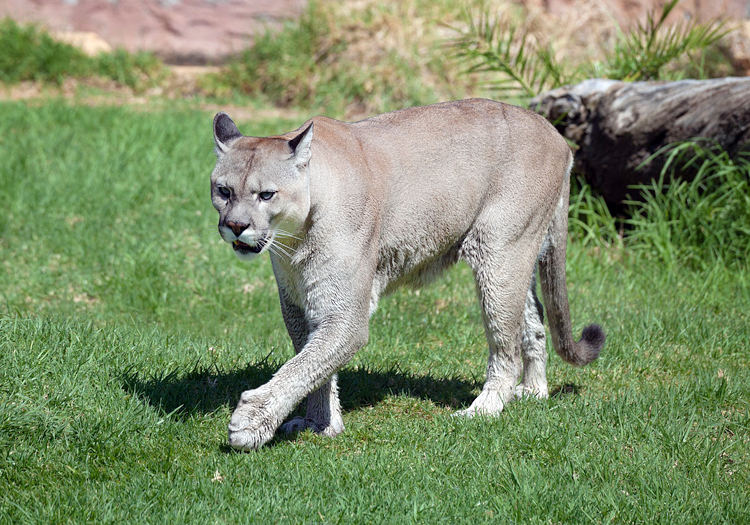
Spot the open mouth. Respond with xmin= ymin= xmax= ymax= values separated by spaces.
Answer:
xmin=232 ymin=236 xmax=268 ymax=254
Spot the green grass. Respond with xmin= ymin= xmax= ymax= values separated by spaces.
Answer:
xmin=0 ymin=18 xmax=90 ymax=84
xmin=0 ymin=18 xmax=164 ymax=91
xmin=569 ymin=141 xmax=750 ymax=272
xmin=626 ymin=142 xmax=750 ymax=269
xmin=1 ymin=102 xmax=749 ymax=522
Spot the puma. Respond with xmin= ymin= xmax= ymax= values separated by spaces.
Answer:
xmin=210 ymin=99 xmax=605 ymax=451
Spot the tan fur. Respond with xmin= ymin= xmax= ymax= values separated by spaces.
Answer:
xmin=210 ymin=99 xmax=605 ymax=451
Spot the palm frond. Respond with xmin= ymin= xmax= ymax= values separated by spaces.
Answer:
xmin=446 ymin=3 xmax=567 ymax=99
xmin=605 ymin=0 xmax=730 ymax=81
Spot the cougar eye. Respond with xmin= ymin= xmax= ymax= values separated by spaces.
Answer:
xmin=259 ymin=191 xmax=275 ymax=201
xmin=217 ymin=186 xmax=231 ymax=199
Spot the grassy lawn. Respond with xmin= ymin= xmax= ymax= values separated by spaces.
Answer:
xmin=1 ymin=102 xmax=748 ymax=522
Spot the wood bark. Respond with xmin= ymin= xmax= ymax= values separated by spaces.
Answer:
xmin=530 ymin=77 xmax=750 ymax=207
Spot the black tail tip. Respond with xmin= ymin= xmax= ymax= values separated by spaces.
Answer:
xmin=576 ymin=324 xmax=606 ymax=365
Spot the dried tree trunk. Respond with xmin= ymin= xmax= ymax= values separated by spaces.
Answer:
xmin=530 ymin=77 xmax=750 ymax=207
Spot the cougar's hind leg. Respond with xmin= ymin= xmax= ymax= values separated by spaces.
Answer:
xmin=280 ymin=374 xmax=344 ymax=437
xmin=517 ymin=274 xmax=549 ymax=399
xmin=456 ymin=234 xmax=539 ymax=417
xmin=277 ymin=299 xmax=344 ymax=437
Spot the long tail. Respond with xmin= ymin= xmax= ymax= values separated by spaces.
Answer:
xmin=538 ymin=158 xmax=605 ymax=367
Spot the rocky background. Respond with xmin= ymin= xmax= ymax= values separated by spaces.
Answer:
xmin=0 ymin=0 xmax=307 ymax=64
xmin=1 ymin=0 xmax=749 ymax=64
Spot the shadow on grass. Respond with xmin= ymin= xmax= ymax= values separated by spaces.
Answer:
xmin=121 ymin=359 xmax=484 ymax=422
xmin=550 ymin=383 xmax=579 ymax=397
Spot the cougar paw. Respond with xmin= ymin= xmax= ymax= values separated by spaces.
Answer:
xmin=227 ymin=388 xmax=278 ymax=451
xmin=280 ymin=416 xmax=344 ymax=438
xmin=280 ymin=417 xmax=322 ymax=434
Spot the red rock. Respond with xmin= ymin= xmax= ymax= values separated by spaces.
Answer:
xmin=0 ymin=0 xmax=307 ymax=64
xmin=516 ymin=0 xmax=749 ymax=25
xmin=1 ymin=0 xmax=747 ymax=64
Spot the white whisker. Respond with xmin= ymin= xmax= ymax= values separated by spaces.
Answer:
xmin=270 ymin=230 xmax=301 ymax=256
xmin=273 ymin=228 xmax=303 ymax=241
xmin=268 ymin=246 xmax=291 ymax=262
xmin=274 ymin=234 xmax=302 ymax=244
xmin=271 ymin=240 xmax=295 ymax=259
xmin=266 ymin=238 xmax=295 ymax=261
xmin=267 ymin=245 xmax=280 ymax=259
xmin=267 ymin=242 xmax=285 ymax=257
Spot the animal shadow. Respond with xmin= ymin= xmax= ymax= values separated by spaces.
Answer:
xmin=121 ymin=359 xmax=483 ymax=423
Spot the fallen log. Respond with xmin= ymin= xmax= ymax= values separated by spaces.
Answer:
xmin=530 ymin=77 xmax=750 ymax=207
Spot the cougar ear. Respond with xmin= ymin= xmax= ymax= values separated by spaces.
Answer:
xmin=213 ymin=112 xmax=242 ymax=156
xmin=288 ymin=123 xmax=313 ymax=166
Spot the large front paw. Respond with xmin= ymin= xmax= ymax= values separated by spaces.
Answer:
xmin=227 ymin=388 xmax=279 ymax=451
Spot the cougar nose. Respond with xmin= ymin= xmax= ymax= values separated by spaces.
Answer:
xmin=226 ymin=221 xmax=247 ymax=237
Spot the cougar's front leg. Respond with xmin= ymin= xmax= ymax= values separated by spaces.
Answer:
xmin=277 ymin=298 xmax=344 ymax=438
xmin=228 ymin=291 xmax=369 ymax=451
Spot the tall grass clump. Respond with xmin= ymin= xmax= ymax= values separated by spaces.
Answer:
xmin=0 ymin=17 xmax=164 ymax=90
xmin=0 ymin=17 xmax=89 ymax=83
xmin=625 ymin=142 xmax=750 ymax=269
xmin=569 ymin=141 xmax=750 ymax=270
xmin=206 ymin=1 xmax=465 ymax=115
xmin=568 ymin=177 xmax=623 ymax=250
xmin=91 ymin=48 xmax=164 ymax=91
xmin=210 ymin=3 xmax=334 ymax=106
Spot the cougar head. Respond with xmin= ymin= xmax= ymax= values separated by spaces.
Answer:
xmin=211 ymin=112 xmax=313 ymax=261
